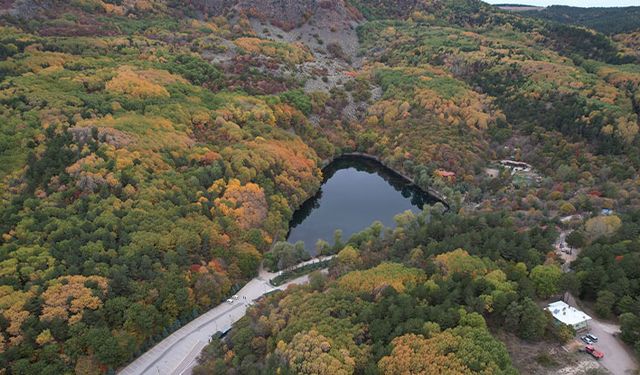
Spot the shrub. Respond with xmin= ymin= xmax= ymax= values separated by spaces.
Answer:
xmin=280 ymin=89 xmax=312 ymax=115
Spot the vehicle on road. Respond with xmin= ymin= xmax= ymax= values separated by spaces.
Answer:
xmin=226 ymin=298 xmax=234 ymax=304
xmin=232 ymin=295 xmax=239 ymax=300
xmin=586 ymin=333 xmax=598 ymax=342
xmin=584 ymin=345 xmax=604 ymax=360
xmin=581 ymin=335 xmax=594 ymax=345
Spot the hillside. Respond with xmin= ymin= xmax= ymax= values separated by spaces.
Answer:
xmin=519 ymin=5 xmax=640 ymax=35
xmin=0 ymin=0 xmax=640 ymax=374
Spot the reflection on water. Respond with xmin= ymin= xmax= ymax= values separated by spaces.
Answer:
xmin=287 ymin=155 xmax=438 ymax=254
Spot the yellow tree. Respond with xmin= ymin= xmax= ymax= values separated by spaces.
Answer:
xmin=434 ymin=248 xmax=488 ymax=277
xmin=214 ymin=179 xmax=268 ymax=230
xmin=40 ymin=275 xmax=109 ymax=324
xmin=585 ymin=215 xmax=622 ymax=240
xmin=378 ymin=333 xmax=469 ymax=375
xmin=276 ymin=330 xmax=356 ymax=375
xmin=338 ymin=263 xmax=425 ymax=294
xmin=0 ymin=286 xmax=33 ymax=347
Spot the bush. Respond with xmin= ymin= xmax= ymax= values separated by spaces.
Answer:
xmin=550 ymin=322 xmax=575 ymax=344
xmin=165 ymin=54 xmax=221 ymax=86
xmin=263 ymin=241 xmax=311 ymax=272
xmin=534 ymin=352 xmax=559 ymax=367
xmin=326 ymin=42 xmax=351 ymax=63
xmin=269 ymin=260 xmax=329 ymax=286
xmin=560 ymin=202 xmax=576 ymax=215
xmin=280 ymin=89 xmax=312 ymax=115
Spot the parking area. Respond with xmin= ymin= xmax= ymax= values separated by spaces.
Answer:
xmin=572 ymin=321 xmax=638 ymax=375
xmin=588 ymin=319 xmax=638 ymax=375
xmin=561 ymin=294 xmax=639 ymax=375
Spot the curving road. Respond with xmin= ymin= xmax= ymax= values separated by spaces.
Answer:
xmin=117 ymin=256 xmax=333 ymax=375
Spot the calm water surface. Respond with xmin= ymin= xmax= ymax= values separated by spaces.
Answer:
xmin=287 ymin=156 xmax=438 ymax=254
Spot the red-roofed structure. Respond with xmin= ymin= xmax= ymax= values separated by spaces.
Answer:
xmin=189 ymin=264 xmax=202 ymax=273
xmin=435 ymin=169 xmax=456 ymax=182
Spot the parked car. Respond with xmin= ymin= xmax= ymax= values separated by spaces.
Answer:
xmin=226 ymin=298 xmax=234 ymax=304
xmin=581 ymin=335 xmax=594 ymax=345
xmin=586 ymin=334 xmax=598 ymax=342
xmin=585 ymin=345 xmax=604 ymax=360
xmin=232 ymin=295 xmax=239 ymax=300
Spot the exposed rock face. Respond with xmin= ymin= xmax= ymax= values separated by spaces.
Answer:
xmin=192 ymin=0 xmax=361 ymax=30
xmin=4 ymin=0 xmax=51 ymax=17
xmin=69 ymin=127 xmax=133 ymax=149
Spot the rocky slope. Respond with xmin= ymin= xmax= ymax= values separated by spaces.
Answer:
xmin=192 ymin=0 xmax=361 ymax=30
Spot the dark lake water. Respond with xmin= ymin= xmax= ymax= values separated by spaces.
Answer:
xmin=287 ymin=155 xmax=438 ymax=254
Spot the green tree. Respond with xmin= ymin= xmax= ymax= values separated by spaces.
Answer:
xmin=619 ymin=313 xmax=640 ymax=349
xmin=566 ymin=231 xmax=586 ymax=249
xmin=280 ymin=89 xmax=312 ymax=115
xmin=559 ymin=272 xmax=581 ymax=296
xmin=86 ymin=328 xmax=127 ymax=368
xmin=530 ymin=265 xmax=562 ymax=299
xmin=336 ymin=246 xmax=361 ymax=269
xmin=316 ymin=239 xmax=331 ymax=255
xmin=505 ymin=298 xmax=548 ymax=340
xmin=166 ymin=54 xmax=221 ymax=85
xmin=595 ymin=290 xmax=617 ymax=318
xmin=124 ymin=303 xmax=161 ymax=340
xmin=308 ymin=271 xmax=327 ymax=291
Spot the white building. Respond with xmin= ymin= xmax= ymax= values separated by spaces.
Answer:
xmin=547 ymin=301 xmax=592 ymax=331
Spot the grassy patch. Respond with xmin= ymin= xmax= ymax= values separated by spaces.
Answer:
xmin=534 ymin=352 xmax=560 ymax=368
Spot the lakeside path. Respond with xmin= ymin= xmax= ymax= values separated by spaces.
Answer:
xmin=118 ymin=256 xmax=334 ymax=375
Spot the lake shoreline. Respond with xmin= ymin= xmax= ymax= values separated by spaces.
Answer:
xmin=322 ymin=152 xmax=449 ymax=206
xmin=283 ymin=153 xmax=446 ymax=252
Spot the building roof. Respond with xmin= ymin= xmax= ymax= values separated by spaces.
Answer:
xmin=547 ymin=301 xmax=592 ymax=326
xmin=435 ymin=169 xmax=456 ymax=177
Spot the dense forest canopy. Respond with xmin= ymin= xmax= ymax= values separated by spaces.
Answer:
xmin=0 ymin=0 xmax=639 ymax=373
xmin=194 ymin=207 xmax=566 ymax=374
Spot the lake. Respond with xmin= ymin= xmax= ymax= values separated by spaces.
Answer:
xmin=287 ymin=155 xmax=438 ymax=254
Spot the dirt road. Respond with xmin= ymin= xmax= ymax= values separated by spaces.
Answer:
xmin=554 ymin=228 xmax=578 ymax=272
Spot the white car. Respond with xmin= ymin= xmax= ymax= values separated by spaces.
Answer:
xmin=232 ymin=295 xmax=239 ymax=300
xmin=226 ymin=299 xmax=234 ymax=304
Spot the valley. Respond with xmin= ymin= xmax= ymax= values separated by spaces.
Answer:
xmin=0 ymin=1 xmax=640 ymax=374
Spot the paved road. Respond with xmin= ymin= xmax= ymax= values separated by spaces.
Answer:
xmin=118 ymin=256 xmax=333 ymax=375
xmin=566 ymin=294 xmax=639 ymax=375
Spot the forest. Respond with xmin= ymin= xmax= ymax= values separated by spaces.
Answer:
xmin=572 ymin=211 xmax=640 ymax=353
xmin=194 ymin=207 xmax=573 ymax=374
xmin=520 ymin=5 xmax=640 ymax=35
xmin=0 ymin=0 xmax=639 ymax=373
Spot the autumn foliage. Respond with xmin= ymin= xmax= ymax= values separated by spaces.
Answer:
xmin=338 ymin=262 xmax=425 ymax=294
xmin=41 ymin=275 xmax=109 ymax=324
xmin=214 ymin=179 xmax=268 ymax=230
